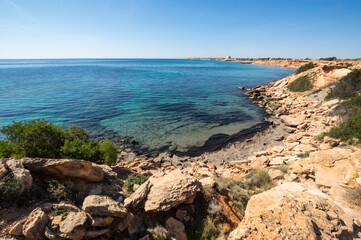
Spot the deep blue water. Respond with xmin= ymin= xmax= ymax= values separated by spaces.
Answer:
xmin=0 ymin=59 xmax=293 ymax=152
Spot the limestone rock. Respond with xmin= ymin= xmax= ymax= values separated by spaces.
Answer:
xmin=165 ymin=217 xmax=187 ymax=240
xmin=82 ymin=195 xmax=127 ymax=217
xmin=268 ymin=169 xmax=285 ymax=180
xmin=117 ymin=212 xmax=134 ymax=232
xmin=124 ymin=170 xmax=201 ymax=212
xmin=320 ymin=136 xmax=340 ymax=150
xmin=84 ymin=229 xmax=110 ymax=239
xmin=6 ymin=159 xmax=33 ymax=193
xmin=22 ymin=158 xmax=104 ymax=182
xmin=91 ymin=216 xmax=114 ymax=227
xmin=22 ymin=208 xmax=49 ymax=240
xmin=229 ymin=182 xmax=353 ymax=240
xmin=280 ymin=115 xmax=305 ymax=127
xmin=59 ymin=211 xmax=88 ymax=240
xmin=289 ymin=148 xmax=357 ymax=187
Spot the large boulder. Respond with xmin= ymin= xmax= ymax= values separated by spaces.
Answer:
xmin=22 ymin=158 xmax=104 ymax=182
xmin=82 ymin=195 xmax=127 ymax=217
xmin=22 ymin=208 xmax=49 ymax=240
xmin=0 ymin=159 xmax=8 ymax=178
xmin=280 ymin=115 xmax=305 ymax=127
xmin=229 ymin=182 xmax=354 ymax=240
xmin=124 ymin=169 xmax=201 ymax=212
xmin=289 ymin=148 xmax=358 ymax=187
xmin=59 ymin=211 xmax=88 ymax=240
xmin=6 ymin=159 xmax=32 ymax=193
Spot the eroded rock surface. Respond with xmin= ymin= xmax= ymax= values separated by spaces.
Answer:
xmin=229 ymin=182 xmax=354 ymax=240
xmin=82 ymin=195 xmax=127 ymax=217
xmin=124 ymin=169 xmax=201 ymax=212
xmin=22 ymin=158 xmax=104 ymax=182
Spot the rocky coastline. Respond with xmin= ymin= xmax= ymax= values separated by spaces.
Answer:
xmin=1 ymin=59 xmax=361 ymax=239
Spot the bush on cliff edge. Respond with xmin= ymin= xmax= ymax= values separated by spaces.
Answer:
xmin=287 ymin=75 xmax=313 ymax=92
xmin=0 ymin=119 xmax=118 ymax=164
xmin=326 ymin=69 xmax=361 ymax=100
xmin=295 ymin=62 xmax=315 ymax=74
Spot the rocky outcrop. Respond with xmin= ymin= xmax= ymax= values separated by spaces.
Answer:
xmin=289 ymin=147 xmax=360 ymax=188
xmin=59 ymin=211 xmax=88 ymax=240
xmin=229 ymin=182 xmax=354 ymax=240
xmin=82 ymin=195 xmax=127 ymax=217
xmin=22 ymin=158 xmax=104 ymax=182
xmin=6 ymin=159 xmax=32 ymax=193
xmin=22 ymin=208 xmax=49 ymax=240
xmin=124 ymin=169 xmax=201 ymax=212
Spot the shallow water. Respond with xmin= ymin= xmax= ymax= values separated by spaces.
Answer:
xmin=0 ymin=59 xmax=293 ymax=152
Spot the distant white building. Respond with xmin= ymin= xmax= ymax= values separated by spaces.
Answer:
xmin=225 ymin=56 xmax=231 ymax=60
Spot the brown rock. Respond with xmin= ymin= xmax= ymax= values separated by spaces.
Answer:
xmin=82 ymin=195 xmax=127 ymax=217
xmin=124 ymin=170 xmax=201 ymax=212
xmin=22 ymin=208 xmax=49 ymax=240
xmin=0 ymin=160 xmax=8 ymax=178
xmin=22 ymin=158 xmax=104 ymax=182
xmin=59 ymin=211 xmax=88 ymax=240
xmin=268 ymin=169 xmax=285 ymax=180
xmin=6 ymin=159 xmax=33 ymax=193
xmin=165 ymin=217 xmax=187 ymax=240
xmin=320 ymin=136 xmax=340 ymax=150
xmin=176 ymin=209 xmax=190 ymax=222
xmin=229 ymin=183 xmax=353 ymax=240
xmin=9 ymin=221 xmax=24 ymax=236
xmin=91 ymin=216 xmax=114 ymax=227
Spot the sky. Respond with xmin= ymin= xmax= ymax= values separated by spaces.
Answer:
xmin=0 ymin=0 xmax=360 ymax=59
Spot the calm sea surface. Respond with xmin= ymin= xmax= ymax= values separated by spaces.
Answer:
xmin=0 ymin=59 xmax=293 ymax=152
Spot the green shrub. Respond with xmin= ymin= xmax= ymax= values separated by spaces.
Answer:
xmin=60 ymin=138 xmax=100 ymax=161
xmin=242 ymin=169 xmax=274 ymax=192
xmin=0 ymin=140 xmax=20 ymax=158
xmin=0 ymin=119 xmax=65 ymax=158
xmin=123 ymin=175 xmax=149 ymax=193
xmin=295 ymin=62 xmax=315 ymax=74
xmin=0 ymin=119 xmax=118 ymax=163
xmin=287 ymin=75 xmax=313 ymax=92
xmin=99 ymin=139 xmax=118 ymax=165
xmin=0 ymin=173 xmax=21 ymax=204
xmin=326 ymin=69 xmax=361 ymax=100
xmin=215 ymin=178 xmax=249 ymax=215
xmin=324 ymin=114 xmax=361 ymax=142
xmin=52 ymin=209 xmax=70 ymax=216
xmin=44 ymin=180 xmax=71 ymax=203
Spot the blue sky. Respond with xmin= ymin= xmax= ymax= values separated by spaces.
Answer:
xmin=0 ymin=0 xmax=360 ymax=59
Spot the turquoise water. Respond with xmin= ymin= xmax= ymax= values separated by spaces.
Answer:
xmin=0 ymin=59 xmax=293 ymax=152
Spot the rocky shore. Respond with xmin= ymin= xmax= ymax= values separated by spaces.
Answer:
xmin=1 ymin=59 xmax=361 ymax=239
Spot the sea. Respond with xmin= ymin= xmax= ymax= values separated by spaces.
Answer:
xmin=0 ymin=59 xmax=293 ymax=154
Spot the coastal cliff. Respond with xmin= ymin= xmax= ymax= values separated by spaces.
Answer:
xmin=1 ymin=60 xmax=361 ymax=239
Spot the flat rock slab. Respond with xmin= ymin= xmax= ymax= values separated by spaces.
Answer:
xmin=280 ymin=115 xmax=305 ymax=127
xmin=82 ymin=195 xmax=127 ymax=218
xmin=22 ymin=158 xmax=104 ymax=182
xmin=125 ymin=169 xmax=201 ymax=212
xmin=229 ymin=182 xmax=354 ymax=240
